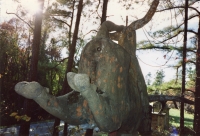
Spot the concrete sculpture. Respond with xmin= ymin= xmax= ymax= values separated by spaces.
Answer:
xmin=15 ymin=0 xmax=159 ymax=135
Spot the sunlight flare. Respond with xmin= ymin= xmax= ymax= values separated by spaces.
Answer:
xmin=20 ymin=0 xmax=41 ymax=15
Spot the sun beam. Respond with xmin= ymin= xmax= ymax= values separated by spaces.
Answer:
xmin=20 ymin=0 xmax=41 ymax=15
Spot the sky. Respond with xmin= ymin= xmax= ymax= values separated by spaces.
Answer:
xmin=0 ymin=1 xmax=19 ymax=22
xmin=0 ymin=0 xmax=41 ymax=21
xmin=106 ymin=0 xmax=199 ymax=82
xmin=106 ymin=0 xmax=179 ymax=82
xmin=1 ymin=0 xmax=199 ymax=83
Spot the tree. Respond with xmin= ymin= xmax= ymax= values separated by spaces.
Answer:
xmin=180 ymin=1 xmax=189 ymax=134
xmin=194 ymin=14 xmax=200 ymax=136
xmin=4 ymin=0 xmax=69 ymax=132
xmin=154 ymin=1 xmax=200 ymax=134
xmin=152 ymin=70 xmax=165 ymax=87
xmin=19 ymin=0 xmax=44 ymax=135
xmin=4 ymin=0 xmax=199 ymax=134
xmin=46 ymin=0 xmax=84 ymax=135
xmin=0 ymin=17 xmax=55 ymax=127
xmin=145 ymin=72 xmax=152 ymax=85
xmin=101 ymin=0 xmax=109 ymax=24
xmin=0 ymin=20 xmax=27 ymax=126
xmin=187 ymin=67 xmax=195 ymax=83
xmin=136 ymin=0 xmax=199 ymax=134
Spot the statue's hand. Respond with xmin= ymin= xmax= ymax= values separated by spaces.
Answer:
xmin=15 ymin=81 xmax=44 ymax=99
xmin=67 ymin=72 xmax=97 ymax=93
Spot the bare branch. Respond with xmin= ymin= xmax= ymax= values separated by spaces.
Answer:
xmin=187 ymin=29 xmax=198 ymax=35
xmin=83 ymin=29 xmax=97 ymax=38
xmin=174 ymin=64 xmax=181 ymax=83
xmin=185 ymin=89 xmax=195 ymax=94
xmin=137 ymin=45 xmax=196 ymax=53
xmin=145 ymin=14 xmax=197 ymax=44
xmin=157 ymin=6 xmax=200 ymax=15
xmin=157 ymin=30 xmax=183 ymax=44
xmin=168 ymin=19 xmax=197 ymax=35
xmin=187 ymin=60 xmax=196 ymax=65
xmin=48 ymin=57 xmax=69 ymax=70
xmin=155 ymin=28 xmax=198 ymax=44
xmin=6 ymin=11 xmax=34 ymax=31
xmin=52 ymin=17 xmax=70 ymax=27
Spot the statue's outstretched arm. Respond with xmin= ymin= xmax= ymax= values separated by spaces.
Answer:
xmin=15 ymin=81 xmax=66 ymax=120
xmin=15 ymin=81 xmax=91 ymax=125
xmin=128 ymin=0 xmax=159 ymax=30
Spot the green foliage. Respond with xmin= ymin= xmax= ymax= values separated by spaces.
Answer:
xmin=147 ymin=66 xmax=196 ymax=95
xmin=151 ymin=26 xmax=180 ymax=38
xmin=56 ymin=0 xmax=73 ymax=5
xmin=137 ymin=41 xmax=173 ymax=51
xmin=147 ymin=79 xmax=182 ymax=95
xmin=0 ymin=20 xmax=31 ymax=126
xmin=145 ymin=72 xmax=152 ymax=85
xmin=0 ymin=18 xmax=67 ymax=126
xmin=38 ymin=60 xmax=66 ymax=95
xmin=186 ymin=67 xmax=195 ymax=88
xmin=49 ymin=9 xmax=71 ymax=17
xmin=146 ymin=69 xmax=195 ymax=95
xmin=152 ymin=70 xmax=165 ymax=87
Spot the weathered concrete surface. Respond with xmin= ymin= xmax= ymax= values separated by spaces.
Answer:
xmin=15 ymin=81 xmax=95 ymax=126
xmin=15 ymin=0 xmax=159 ymax=135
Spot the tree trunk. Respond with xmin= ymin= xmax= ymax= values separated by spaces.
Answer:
xmin=52 ymin=117 xmax=60 ymax=136
xmin=52 ymin=0 xmax=76 ymax=135
xmin=180 ymin=0 xmax=188 ymax=135
xmin=85 ymin=129 xmax=93 ymax=136
xmin=53 ymin=0 xmax=83 ymax=135
xmin=19 ymin=0 xmax=44 ymax=135
xmin=53 ymin=119 xmax=60 ymax=136
xmin=63 ymin=122 xmax=68 ymax=136
xmin=101 ymin=0 xmax=108 ymax=25
xmin=61 ymin=0 xmax=83 ymax=97
xmin=194 ymin=16 xmax=200 ymax=136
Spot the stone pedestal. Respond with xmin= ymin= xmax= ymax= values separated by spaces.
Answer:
xmin=151 ymin=112 xmax=166 ymax=131
xmin=151 ymin=102 xmax=170 ymax=130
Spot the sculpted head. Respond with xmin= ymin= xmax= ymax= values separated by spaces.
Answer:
xmin=69 ymin=37 xmax=130 ymax=97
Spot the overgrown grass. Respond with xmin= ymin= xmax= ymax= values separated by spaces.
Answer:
xmin=169 ymin=109 xmax=194 ymax=128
